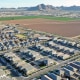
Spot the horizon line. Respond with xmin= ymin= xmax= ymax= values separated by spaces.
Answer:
xmin=0 ymin=4 xmax=80 ymax=8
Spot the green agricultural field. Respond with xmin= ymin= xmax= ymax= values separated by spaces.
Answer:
xmin=0 ymin=15 xmax=80 ymax=21
xmin=41 ymin=16 xmax=80 ymax=21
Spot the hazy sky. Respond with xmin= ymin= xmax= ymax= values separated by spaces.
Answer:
xmin=0 ymin=0 xmax=80 ymax=8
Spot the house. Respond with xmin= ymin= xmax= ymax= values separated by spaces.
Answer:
xmin=37 ymin=36 xmax=51 ymax=41
xmin=74 ymin=61 xmax=80 ymax=66
xmin=64 ymin=47 xmax=70 ymax=53
xmin=58 ymin=46 xmax=64 ymax=51
xmin=54 ymin=69 xmax=64 ymax=76
xmin=69 ymin=49 xmax=75 ymax=54
xmin=53 ymin=37 xmax=58 ymax=41
xmin=9 ymin=40 xmax=16 ymax=48
xmin=2 ymin=46 xmax=7 ymax=50
xmin=47 ymin=72 xmax=61 ymax=80
xmin=14 ymin=29 xmax=20 ymax=33
xmin=71 ymin=73 xmax=80 ymax=80
xmin=57 ymin=39 xmax=64 ymax=44
xmin=40 ymin=47 xmax=53 ymax=56
xmin=57 ymin=52 xmax=64 ymax=57
xmin=54 ymin=46 xmax=60 ymax=51
xmin=20 ymin=50 xmax=36 ymax=62
xmin=70 ymin=76 xmax=78 ymax=80
xmin=63 ymin=40 xmax=68 ymax=44
xmin=0 ymin=46 xmax=3 ymax=51
xmin=33 ymin=34 xmax=41 ymax=38
xmin=62 ymin=68 xmax=74 ymax=77
xmin=41 ymin=75 xmax=53 ymax=80
xmin=4 ymin=52 xmax=21 ymax=63
xmin=76 ymin=44 xmax=80 ymax=48
xmin=15 ymin=61 xmax=27 ymax=68
xmin=5 ymin=33 xmax=9 ymax=38
xmin=9 ymin=32 xmax=14 ymax=37
xmin=50 ymin=50 xmax=57 ymax=57
xmin=23 ymin=41 xmax=28 ymax=46
xmin=32 ymin=44 xmax=44 ymax=51
xmin=17 ymin=63 xmax=37 ymax=75
xmin=27 ymin=50 xmax=43 ymax=60
xmin=0 ymin=43 xmax=3 ymax=47
xmin=31 ymin=58 xmax=54 ymax=67
xmin=6 ymin=45 xmax=12 ymax=50
xmin=69 ymin=63 xmax=80 ymax=70
xmin=58 ymin=54 xmax=70 ymax=60
xmin=0 ymin=69 xmax=6 ymax=79
xmin=71 ymin=42 xmax=76 ymax=47
xmin=64 ymin=65 xmax=77 ymax=72
xmin=0 ymin=77 xmax=13 ymax=80
xmin=20 ymin=42 xmax=24 ymax=47
xmin=17 ymin=43 xmax=21 ymax=47
xmin=47 ymin=41 xmax=55 ymax=47
xmin=4 ymin=52 xmax=37 ymax=75
xmin=1 ymin=34 xmax=5 ymax=39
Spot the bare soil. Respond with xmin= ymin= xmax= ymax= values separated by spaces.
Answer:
xmin=1 ymin=18 xmax=80 ymax=37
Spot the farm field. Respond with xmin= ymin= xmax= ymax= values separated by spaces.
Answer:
xmin=1 ymin=17 xmax=80 ymax=37
xmin=0 ymin=16 xmax=80 ymax=21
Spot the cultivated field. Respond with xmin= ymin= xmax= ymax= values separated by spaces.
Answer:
xmin=0 ymin=16 xmax=80 ymax=21
xmin=1 ymin=18 xmax=80 ymax=37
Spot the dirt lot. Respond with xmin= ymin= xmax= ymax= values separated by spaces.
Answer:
xmin=1 ymin=18 xmax=80 ymax=37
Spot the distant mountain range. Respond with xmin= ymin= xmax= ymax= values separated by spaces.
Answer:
xmin=17 ymin=4 xmax=80 ymax=11
xmin=18 ymin=4 xmax=55 ymax=11
xmin=59 ymin=6 xmax=80 ymax=11
xmin=0 ymin=4 xmax=80 ymax=11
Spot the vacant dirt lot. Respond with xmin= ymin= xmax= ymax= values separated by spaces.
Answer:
xmin=1 ymin=18 xmax=80 ymax=37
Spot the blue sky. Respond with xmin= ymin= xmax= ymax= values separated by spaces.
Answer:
xmin=0 ymin=0 xmax=80 ymax=8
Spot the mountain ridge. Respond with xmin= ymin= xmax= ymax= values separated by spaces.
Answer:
xmin=1 ymin=4 xmax=80 ymax=11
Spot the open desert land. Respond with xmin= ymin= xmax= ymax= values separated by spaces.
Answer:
xmin=1 ymin=18 xmax=80 ymax=37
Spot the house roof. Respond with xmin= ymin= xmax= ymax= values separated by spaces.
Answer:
xmin=42 ymin=75 xmax=53 ymax=80
xmin=0 ymin=69 xmax=6 ymax=76
xmin=21 ymin=63 xmax=37 ymax=72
